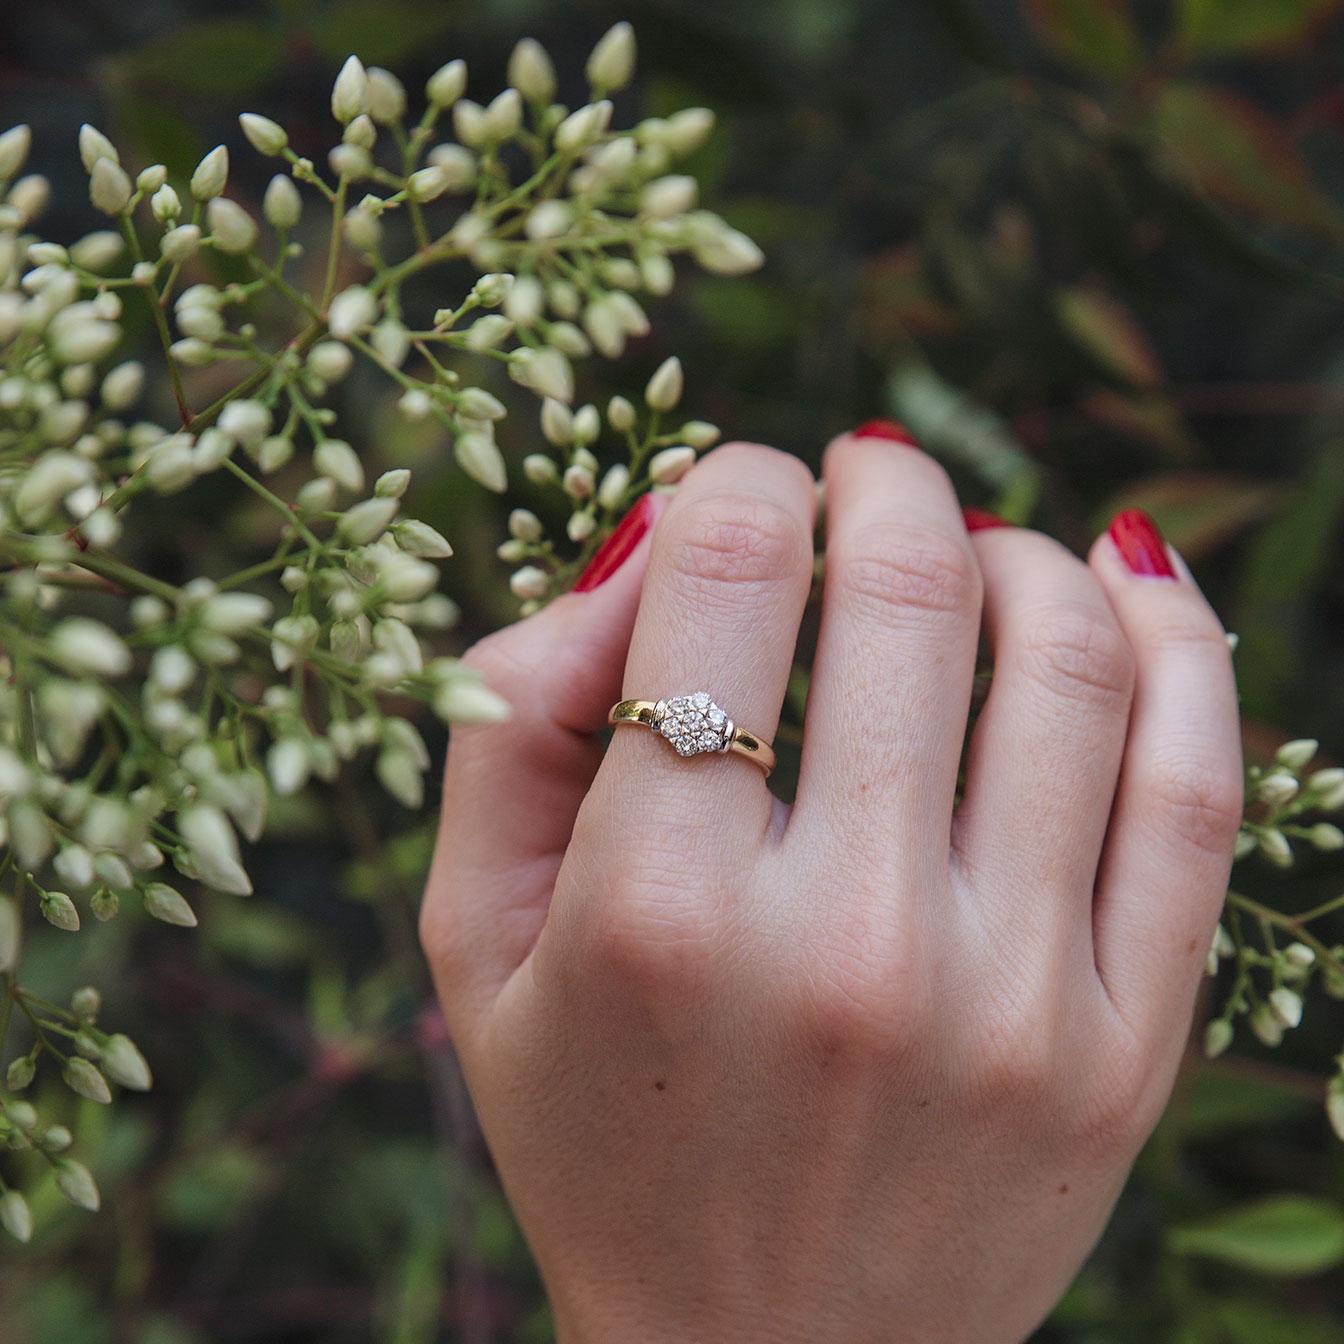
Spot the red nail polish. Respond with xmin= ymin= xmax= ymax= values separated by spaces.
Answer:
xmin=1108 ymin=508 xmax=1177 ymax=579
xmin=963 ymin=506 xmax=1011 ymax=533
xmin=852 ymin=419 xmax=917 ymax=446
xmin=574 ymin=493 xmax=655 ymax=592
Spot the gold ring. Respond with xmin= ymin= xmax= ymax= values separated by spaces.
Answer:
xmin=608 ymin=692 xmax=776 ymax=776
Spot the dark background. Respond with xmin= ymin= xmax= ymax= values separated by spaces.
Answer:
xmin=4 ymin=0 xmax=1344 ymax=1339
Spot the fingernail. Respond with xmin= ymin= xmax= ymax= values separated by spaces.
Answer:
xmin=962 ymin=506 xmax=1011 ymax=533
xmin=852 ymin=419 xmax=918 ymax=446
xmin=1108 ymin=508 xmax=1177 ymax=579
xmin=574 ymin=492 xmax=655 ymax=593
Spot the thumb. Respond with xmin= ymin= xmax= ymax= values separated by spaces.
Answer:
xmin=421 ymin=491 xmax=665 ymax=1021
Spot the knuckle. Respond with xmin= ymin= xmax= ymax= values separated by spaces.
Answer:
xmin=577 ymin=894 xmax=715 ymax=999
xmin=831 ymin=523 xmax=980 ymax=627
xmin=1069 ymin=1042 xmax=1161 ymax=1154
xmin=965 ymin=1001 xmax=1057 ymax=1113
xmin=1014 ymin=607 xmax=1135 ymax=708
xmin=1141 ymin=747 xmax=1244 ymax=858
xmin=663 ymin=489 xmax=808 ymax=592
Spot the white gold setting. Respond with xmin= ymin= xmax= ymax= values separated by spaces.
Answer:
xmin=652 ymin=691 xmax=733 ymax=757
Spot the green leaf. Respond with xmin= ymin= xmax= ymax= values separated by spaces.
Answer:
xmin=1177 ymin=0 xmax=1344 ymax=56
xmin=1101 ymin=472 xmax=1282 ymax=559
xmin=1024 ymin=0 xmax=1142 ymax=74
xmin=1057 ymin=286 xmax=1163 ymax=387
xmin=1169 ymin=1196 xmax=1344 ymax=1276
xmin=107 ymin=18 xmax=281 ymax=96
xmin=1152 ymin=82 xmax=1344 ymax=239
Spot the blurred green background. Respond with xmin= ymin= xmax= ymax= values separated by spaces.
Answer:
xmin=5 ymin=0 xmax=1344 ymax=1339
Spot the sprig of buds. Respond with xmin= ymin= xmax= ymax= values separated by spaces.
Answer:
xmin=1203 ymin=738 xmax=1344 ymax=1138
xmin=0 ymin=24 xmax=758 ymax=1240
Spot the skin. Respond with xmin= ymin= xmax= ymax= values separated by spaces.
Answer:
xmin=420 ymin=433 xmax=1243 ymax=1343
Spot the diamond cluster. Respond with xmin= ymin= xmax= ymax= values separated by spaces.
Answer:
xmin=654 ymin=691 xmax=730 ymax=757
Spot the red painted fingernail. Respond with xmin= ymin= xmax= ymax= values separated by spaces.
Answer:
xmin=852 ymin=419 xmax=918 ymax=446
xmin=574 ymin=493 xmax=655 ymax=592
xmin=1108 ymin=508 xmax=1177 ymax=579
xmin=962 ymin=506 xmax=1011 ymax=533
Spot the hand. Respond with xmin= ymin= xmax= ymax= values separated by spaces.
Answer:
xmin=420 ymin=427 xmax=1242 ymax=1343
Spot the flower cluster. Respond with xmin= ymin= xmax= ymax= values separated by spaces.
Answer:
xmin=1205 ymin=738 xmax=1344 ymax=1137
xmin=0 ymin=24 xmax=748 ymax=1240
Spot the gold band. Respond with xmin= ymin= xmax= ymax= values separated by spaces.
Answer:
xmin=608 ymin=696 xmax=776 ymax=776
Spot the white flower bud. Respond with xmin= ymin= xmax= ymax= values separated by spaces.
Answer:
xmin=510 ymin=565 xmax=549 ymax=600
xmin=54 ymin=844 xmax=95 ymax=890
xmin=693 ymin=222 xmax=764 ymax=275
xmin=51 ymin=617 xmax=130 ymax=677
xmin=375 ymin=468 xmax=410 ymax=498
xmin=371 ymin=319 xmax=409 ymax=367
xmin=365 ymin=66 xmax=406 ymax=123
xmin=170 ymin=336 xmax=214 ymax=366
xmin=331 ymin=55 xmax=368 ymax=123
xmin=586 ymin=22 xmax=636 ymax=92
xmin=240 ymin=112 xmax=287 ymax=156
xmin=457 ymin=387 xmax=506 ymax=421
xmin=605 ymin=395 xmax=635 ymax=433
xmin=0 ymin=124 xmax=32 ymax=180
xmin=41 ymin=890 xmax=80 ymax=932
xmin=263 ymin=174 xmax=301 ymax=230
xmin=342 ymin=204 xmax=380 ymax=250
xmin=644 ymin=355 xmax=684 ymax=412
xmin=0 ymin=1191 xmax=32 ymax=1245
xmin=427 ymin=142 xmax=475 ymax=190
xmin=78 ymin=123 xmax=119 ymax=172
xmin=207 ymin=197 xmax=257 ymax=253
xmin=406 ymin=164 xmax=451 ymax=202
xmin=327 ymin=285 xmax=376 ymax=339
xmin=55 ymin=1158 xmax=100 ymax=1211
xmin=398 ymin=388 xmax=433 ymax=420
xmin=648 ymin=444 xmax=697 ymax=484
xmin=555 ymin=100 xmax=612 ymax=154
xmin=464 ymin=313 xmax=513 ymax=350
xmin=89 ymin=157 xmax=132 ymax=215
xmin=267 ymin=738 xmax=310 ymax=796
xmin=583 ymin=294 xmax=626 ymax=358
xmin=525 ymin=199 xmax=573 ymax=240
xmin=179 ymin=802 xmax=251 ymax=895
xmin=338 ymin=496 xmax=399 ymax=544
xmin=454 ymin=430 xmax=507 ymax=492
xmin=1310 ymin=823 xmax=1344 ymax=851
xmin=679 ymin=420 xmax=720 ymax=449
xmin=315 ymin=438 xmax=364 ymax=492
xmin=199 ymin=592 xmax=272 ymax=635
xmin=641 ymin=174 xmax=697 ymax=218
xmin=1268 ymin=986 xmax=1303 ymax=1029
xmin=68 ymin=231 xmax=123 ymax=272
xmin=562 ymin=463 xmax=595 ymax=500
xmin=509 ymin=37 xmax=556 ymax=102
xmin=380 ymin=555 xmax=438 ymax=602
xmin=100 ymin=1034 xmax=152 ymax=1091
xmin=567 ymin=510 xmax=596 ymax=543
xmin=190 ymin=145 xmax=229 ymax=201
xmin=1276 ymin=738 xmax=1318 ymax=770
xmin=392 ymin=519 xmax=452 ymax=558
xmin=308 ymin=340 xmax=353 ymax=382
xmin=660 ymin=106 xmax=715 ymax=157
xmin=1285 ymin=941 xmax=1316 ymax=968
xmin=508 ymin=508 xmax=544 ymax=542
xmin=1255 ymin=771 xmax=1298 ymax=807
xmin=64 ymin=1056 xmax=110 ymax=1104
xmin=433 ymin=679 xmax=510 ymax=724
xmin=452 ymin=99 xmax=487 ymax=147
xmin=100 ymin=360 xmax=143 ymax=410
xmin=426 ymin=59 xmax=467 ymax=108
xmin=484 ymin=88 xmax=523 ymax=140
xmin=160 ymin=223 xmax=202 ymax=263
xmin=1257 ymin=827 xmax=1293 ymax=867
xmin=144 ymin=882 xmax=196 ymax=927
xmin=1203 ymin=1018 xmax=1233 ymax=1059
xmin=504 ymin=274 xmax=545 ymax=325
xmin=523 ymin=453 xmax=559 ymax=485
xmin=512 ymin=346 xmax=574 ymax=403
xmin=598 ymin=463 xmax=630 ymax=510
xmin=217 ymin=398 xmax=270 ymax=448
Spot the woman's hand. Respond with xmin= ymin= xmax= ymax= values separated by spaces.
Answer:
xmin=420 ymin=427 xmax=1242 ymax=1344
